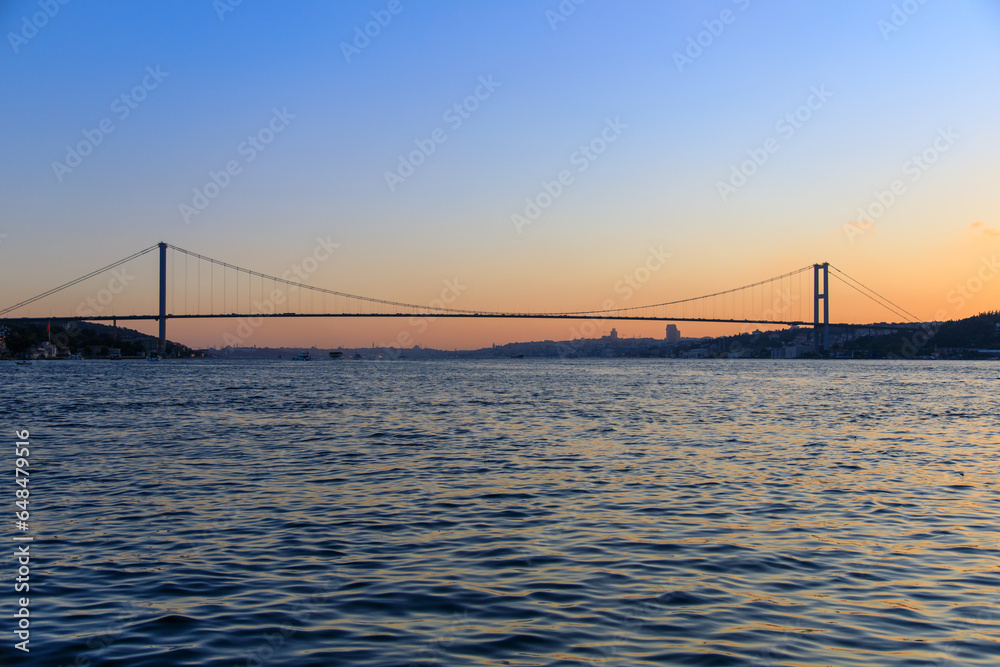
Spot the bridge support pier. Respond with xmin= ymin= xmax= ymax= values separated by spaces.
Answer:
xmin=813 ymin=262 xmax=829 ymax=353
xmin=158 ymin=242 xmax=167 ymax=352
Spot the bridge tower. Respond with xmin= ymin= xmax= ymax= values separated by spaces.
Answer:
xmin=158 ymin=242 xmax=167 ymax=352
xmin=813 ymin=262 xmax=829 ymax=353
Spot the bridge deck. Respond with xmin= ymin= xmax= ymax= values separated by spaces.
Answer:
xmin=2 ymin=313 xmax=923 ymax=330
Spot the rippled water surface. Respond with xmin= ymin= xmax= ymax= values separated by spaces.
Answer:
xmin=4 ymin=359 xmax=1000 ymax=666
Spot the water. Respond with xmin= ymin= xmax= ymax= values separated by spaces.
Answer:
xmin=3 ymin=359 xmax=999 ymax=666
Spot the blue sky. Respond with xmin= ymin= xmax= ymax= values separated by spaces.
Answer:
xmin=2 ymin=0 xmax=999 ymax=348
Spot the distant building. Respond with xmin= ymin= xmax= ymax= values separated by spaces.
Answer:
xmin=773 ymin=344 xmax=811 ymax=359
xmin=35 ymin=342 xmax=58 ymax=359
xmin=609 ymin=327 xmax=618 ymax=340
xmin=665 ymin=324 xmax=680 ymax=343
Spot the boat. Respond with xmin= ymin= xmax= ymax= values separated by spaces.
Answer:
xmin=108 ymin=348 xmax=122 ymax=360
xmin=148 ymin=350 xmax=160 ymax=361
xmin=293 ymin=351 xmax=311 ymax=361
xmin=67 ymin=353 xmax=82 ymax=360
xmin=15 ymin=360 xmax=31 ymax=366
xmin=510 ymin=354 xmax=524 ymax=359
xmin=329 ymin=351 xmax=343 ymax=359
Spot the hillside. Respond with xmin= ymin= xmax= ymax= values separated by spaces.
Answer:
xmin=0 ymin=320 xmax=195 ymax=358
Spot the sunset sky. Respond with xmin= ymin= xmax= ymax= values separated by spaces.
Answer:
xmin=2 ymin=1 xmax=999 ymax=350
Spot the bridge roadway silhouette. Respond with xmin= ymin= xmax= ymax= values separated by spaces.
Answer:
xmin=0 ymin=242 xmax=924 ymax=353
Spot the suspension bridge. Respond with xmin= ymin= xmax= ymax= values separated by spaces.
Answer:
xmin=0 ymin=242 xmax=922 ymax=353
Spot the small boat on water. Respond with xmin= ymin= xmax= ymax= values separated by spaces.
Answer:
xmin=148 ymin=350 xmax=160 ymax=361
xmin=15 ymin=360 xmax=31 ymax=366
xmin=510 ymin=354 xmax=524 ymax=359
xmin=293 ymin=351 xmax=311 ymax=361
xmin=329 ymin=351 xmax=343 ymax=359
